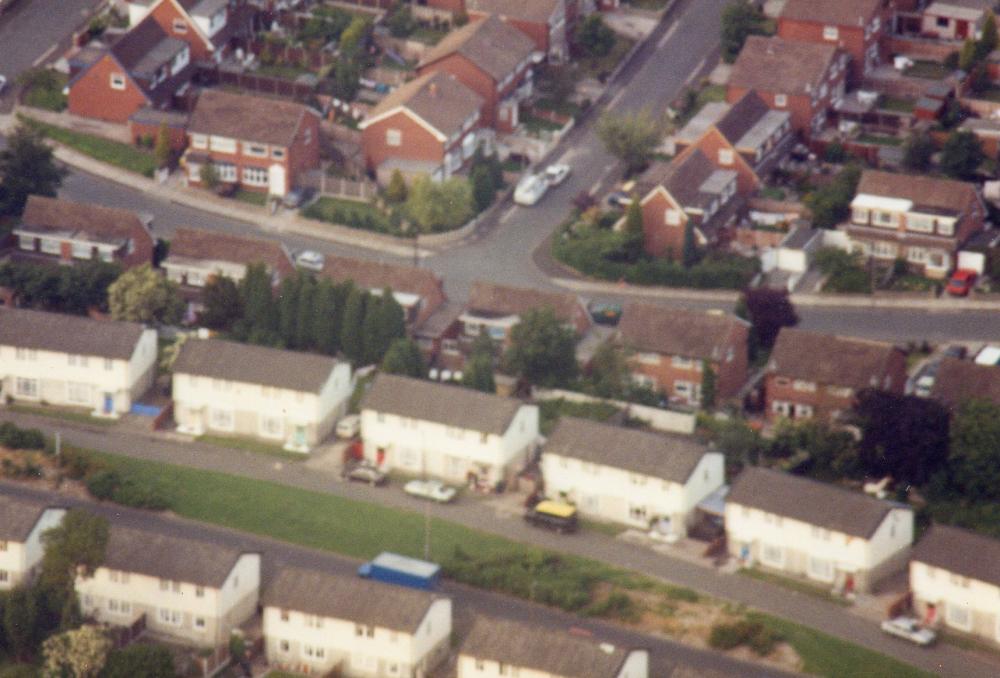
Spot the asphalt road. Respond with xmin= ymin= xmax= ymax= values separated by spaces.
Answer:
xmin=0 ymin=479 xmax=794 ymax=678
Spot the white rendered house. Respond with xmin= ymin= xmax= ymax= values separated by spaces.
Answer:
xmin=360 ymin=374 xmax=539 ymax=488
xmin=725 ymin=467 xmax=913 ymax=593
xmin=263 ymin=566 xmax=452 ymax=677
xmin=76 ymin=526 xmax=260 ymax=648
xmin=172 ymin=338 xmax=352 ymax=452
xmin=0 ymin=494 xmax=65 ymax=590
xmin=0 ymin=308 xmax=156 ymax=418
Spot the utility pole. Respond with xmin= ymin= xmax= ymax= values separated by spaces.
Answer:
xmin=423 ymin=497 xmax=431 ymax=561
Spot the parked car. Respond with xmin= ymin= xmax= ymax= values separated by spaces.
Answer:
xmin=0 ymin=74 xmax=7 ymax=95
xmin=605 ymin=190 xmax=633 ymax=208
xmin=404 ymin=479 xmax=457 ymax=503
xmin=543 ymin=163 xmax=571 ymax=187
xmin=880 ymin=617 xmax=936 ymax=646
xmin=513 ymin=173 xmax=548 ymax=206
xmin=912 ymin=360 xmax=940 ymax=398
xmin=587 ymin=300 xmax=623 ymax=326
xmin=294 ymin=249 xmax=325 ymax=272
xmin=945 ymin=269 xmax=976 ymax=297
xmin=282 ymin=187 xmax=313 ymax=209
xmin=344 ymin=462 xmax=387 ymax=486
xmin=335 ymin=414 xmax=360 ymax=439
xmin=942 ymin=344 xmax=967 ymax=360
xmin=524 ymin=500 xmax=578 ymax=534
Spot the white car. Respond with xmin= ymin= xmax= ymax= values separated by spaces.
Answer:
xmin=295 ymin=249 xmax=325 ymax=272
xmin=404 ymin=479 xmax=457 ymax=503
xmin=0 ymin=75 xmax=7 ymax=95
xmin=543 ymin=163 xmax=571 ymax=187
xmin=513 ymin=173 xmax=548 ymax=206
xmin=335 ymin=414 xmax=360 ymax=439
xmin=880 ymin=617 xmax=936 ymax=646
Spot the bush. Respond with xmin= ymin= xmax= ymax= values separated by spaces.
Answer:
xmin=708 ymin=619 xmax=781 ymax=656
xmin=0 ymin=422 xmax=45 ymax=450
xmin=83 ymin=467 xmax=170 ymax=510
xmin=102 ymin=643 xmax=175 ymax=678
xmin=85 ymin=469 xmax=121 ymax=501
xmin=585 ymin=591 xmax=640 ymax=621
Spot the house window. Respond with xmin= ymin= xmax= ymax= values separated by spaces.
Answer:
xmin=946 ymin=602 xmax=972 ymax=631
xmin=195 ymin=617 xmax=206 ymax=630
xmin=0 ymin=571 xmax=7 ymax=583
xmin=671 ymin=355 xmax=694 ymax=369
xmin=937 ymin=220 xmax=954 ymax=236
xmin=792 ymin=380 xmax=816 ymax=392
xmin=794 ymin=403 xmax=814 ymax=418
xmin=172 ymin=18 xmax=187 ymax=33
xmin=242 ymin=166 xmax=268 ymax=187
xmin=71 ymin=241 xmax=93 ymax=260
xmin=191 ymin=134 xmax=207 ymax=150
xmin=718 ymin=149 xmax=734 ymax=165
xmin=271 ymin=148 xmax=285 ymax=159
xmin=243 ymin=143 xmax=268 ymax=158
xmin=110 ymin=73 xmax=126 ymax=90
xmin=386 ymin=129 xmax=402 ymax=146
xmin=157 ymin=608 xmax=182 ymax=626
xmin=936 ymin=16 xmax=949 ymax=28
xmin=67 ymin=383 xmax=91 ymax=405
xmin=214 ymin=163 xmax=237 ymax=182
xmin=15 ymin=378 xmax=38 ymax=398
xmin=873 ymin=211 xmax=898 ymax=228
xmin=907 ymin=247 xmax=928 ymax=264
xmin=906 ymin=214 xmax=934 ymax=233
xmin=280 ymin=610 xmax=289 ymax=622
xmin=40 ymin=237 xmax=61 ymax=254
xmin=761 ymin=543 xmax=784 ymax=568
xmin=823 ymin=26 xmax=839 ymax=41
xmin=807 ymin=556 xmax=834 ymax=582
xmin=104 ymin=358 xmax=113 ymax=371
xmin=279 ymin=640 xmax=290 ymax=653
xmin=209 ymin=136 xmax=237 ymax=154
xmin=665 ymin=209 xmax=682 ymax=226
xmin=774 ymin=93 xmax=787 ymax=107
xmin=195 ymin=586 xmax=204 ymax=598
xmin=872 ymin=241 xmax=898 ymax=259
xmin=17 ymin=235 xmax=35 ymax=251
xmin=209 ymin=408 xmax=234 ymax=431
xmin=629 ymin=505 xmax=647 ymax=522
xmin=303 ymin=128 xmax=312 ymax=145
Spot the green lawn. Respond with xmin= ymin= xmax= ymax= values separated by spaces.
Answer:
xmin=232 ymin=189 xmax=268 ymax=207
xmin=676 ymin=83 xmax=728 ymax=126
xmin=24 ymin=73 xmax=68 ymax=111
xmin=906 ymin=60 xmax=951 ymax=80
xmin=411 ymin=26 xmax=448 ymax=45
xmin=887 ymin=273 xmax=938 ymax=292
xmin=879 ymin=96 xmax=916 ymax=113
xmin=537 ymin=398 xmax=621 ymax=435
xmin=8 ymin=404 xmax=115 ymax=427
xmin=195 ymin=434 xmax=303 ymax=461
xmin=521 ymin=111 xmax=565 ymax=135
xmin=301 ymin=196 xmax=401 ymax=236
xmin=21 ymin=116 xmax=158 ymax=177
xmin=857 ymin=133 xmax=903 ymax=147
xmin=739 ymin=568 xmax=851 ymax=607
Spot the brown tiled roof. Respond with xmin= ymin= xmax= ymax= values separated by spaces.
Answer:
xmin=715 ymin=91 xmax=771 ymax=146
xmin=320 ymin=255 xmax=443 ymax=302
xmin=360 ymin=374 xmax=525 ymax=435
xmin=167 ymin=227 xmax=294 ymax=277
xmin=618 ymin=304 xmax=748 ymax=362
xmin=0 ymin=495 xmax=60 ymax=542
xmin=912 ymin=524 xmax=1000 ymax=588
xmin=930 ymin=358 xmax=1000 ymax=409
xmin=728 ymin=36 xmax=838 ymax=97
xmin=460 ymin=616 xmax=635 ymax=678
xmin=172 ymin=338 xmax=340 ymax=393
xmin=263 ymin=567 xmax=441 ymax=633
xmin=466 ymin=281 xmax=584 ymax=325
xmin=363 ymin=72 xmax=483 ymax=139
xmin=419 ymin=15 xmax=536 ymax=82
xmin=780 ymin=0 xmax=883 ymax=25
xmin=769 ymin=328 xmax=903 ymax=390
xmin=188 ymin=89 xmax=316 ymax=147
xmin=545 ymin=417 xmax=708 ymax=483
xmin=639 ymin=150 xmax=718 ymax=210
xmin=110 ymin=17 xmax=171 ymax=72
xmin=21 ymin=195 xmax=150 ymax=246
xmin=102 ymin=525 xmax=252 ymax=588
xmin=0 ymin=308 xmax=147 ymax=360
xmin=466 ymin=0 xmax=560 ymax=23
xmin=728 ymin=467 xmax=901 ymax=538
xmin=855 ymin=170 xmax=977 ymax=215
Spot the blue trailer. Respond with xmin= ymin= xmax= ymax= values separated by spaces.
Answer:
xmin=357 ymin=552 xmax=440 ymax=590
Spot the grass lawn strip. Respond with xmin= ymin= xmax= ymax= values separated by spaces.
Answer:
xmin=8 ymin=404 xmax=115 ymax=427
xmin=20 ymin=116 xmax=159 ymax=177
xmin=739 ymin=568 xmax=851 ymax=607
xmin=195 ymin=434 xmax=304 ymax=461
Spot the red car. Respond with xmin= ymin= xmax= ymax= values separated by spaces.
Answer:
xmin=945 ymin=269 xmax=976 ymax=297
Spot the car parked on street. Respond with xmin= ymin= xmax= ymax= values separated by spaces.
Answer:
xmin=605 ymin=190 xmax=633 ymax=208
xmin=294 ymin=249 xmax=325 ymax=272
xmin=543 ymin=163 xmax=571 ymax=187
xmin=404 ymin=479 xmax=457 ymax=503
xmin=0 ymin=74 xmax=7 ymax=95
xmin=587 ymin=300 xmax=623 ymax=326
xmin=880 ymin=617 xmax=936 ymax=646
xmin=945 ymin=269 xmax=976 ymax=297
xmin=513 ymin=173 xmax=548 ymax=206
xmin=343 ymin=462 xmax=387 ymax=486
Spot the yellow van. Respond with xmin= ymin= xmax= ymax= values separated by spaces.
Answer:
xmin=524 ymin=500 xmax=578 ymax=534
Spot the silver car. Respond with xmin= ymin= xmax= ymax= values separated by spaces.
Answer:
xmin=881 ymin=617 xmax=936 ymax=646
xmin=404 ymin=479 xmax=457 ymax=503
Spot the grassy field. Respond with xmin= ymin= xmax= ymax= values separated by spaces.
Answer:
xmin=906 ymin=60 xmax=951 ymax=80
xmin=301 ymin=196 xmax=399 ymax=236
xmin=21 ymin=117 xmax=158 ymax=177
xmin=196 ymin=434 xmax=303 ymax=461
xmin=739 ymin=568 xmax=851 ymax=607
xmin=9 ymin=404 xmax=115 ymax=427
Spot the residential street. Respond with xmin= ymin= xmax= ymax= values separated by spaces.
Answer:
xmin=0 ymin=479 xmax=793 ymax=678
xmin=4 ymin=408 xmax=998 ymax=678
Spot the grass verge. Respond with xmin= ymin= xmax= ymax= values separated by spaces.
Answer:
xmin=739 ymin=568 xmax=851 ymax=607
xmin=8 ymin=404 xmax=116 ymax=427
xmin=196 ymin=434 xmax=303 ymax=461
xmin=20 ymin=116 xmax=158 ymax=177
xmin=232 ymin=189 xmax=268 ymax=207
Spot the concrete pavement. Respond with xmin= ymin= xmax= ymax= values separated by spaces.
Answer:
xmin=4 ymin=408 xmax=998 ymax=677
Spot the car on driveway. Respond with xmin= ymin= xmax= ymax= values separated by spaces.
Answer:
xmin=880 ymin=617 xmax=936 ymax=646
xmin=945 ymin=269 xmax=976 ymax=297
xmin=344 ymin=462 xmax=387 ymax=486
xmin=513 ymin=173 xmax=548 ymax=206
xmin=605 ymin=190 xmax=633 ymax=208
xmin=587 ymin=300 xmax=622 ymax=326
xmin=294 ymin=249 xmax=325 ymax=271
xmin=543 ymin=163 xmax=571 ymax=187
xmin=404 ymin=479 xmax=457 ymax=503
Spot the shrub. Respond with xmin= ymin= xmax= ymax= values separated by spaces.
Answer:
xmin=585 ymin=591 xmax=640 ymax=621
xmin=0 ymin=422 xmax=45 ymax=450
xmin=665 ymin=586 xmax=700 ymax=603
xmin=85 ymin=470 xmax=121 ymax=501
xmin=708 ymin=619 xmax=781 ymax=656
xmin=83 ymin=466 xmax=170 ymax=510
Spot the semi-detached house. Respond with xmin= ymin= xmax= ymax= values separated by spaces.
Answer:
xmin=540 ymin=417 xmax=724 ymax=535
xmin=76 ymin=526 xmax=261 ymax=648
xmin=263 ymin=566 xmax=452 ymax=677
xmin=465 ymin=0 xmax=569 ymax=61
xmin=0 ymin=308 xmax=157 ymax=418
xmin=360 ymin=374 xmax=539 ymax=489
xmin=725 ymin=467 xmax=914 ymax=593
xmin=172 ymin=339 xmax=352 ymax=452
xmin=0 ymin=496 xmax=65 ymax=591
xmin=930 ymin=357 xmax=1000 ymax=411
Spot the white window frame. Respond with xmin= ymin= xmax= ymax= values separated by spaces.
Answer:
xmin=40 ymin=237 xmax=61 ymax=255
xmin=110 ymin=73 xmax=126 ymax=91
xmin=823 ymin=26 xmax=839 ymax=41
xmin=243 ymin=143 xmax=268 ymax=158
xmin=66 ymin=382 xmax=91 ymax=405
xmin=208 ymin=136 xmax=237 ymax=154
xmin=774 ymin=93 xmax=787 ymax=108
xmin=665 ymin=208 xmax=682 ymax=226
xmin=209 ymin=408 xmax=235 ymax=431
xmin=157 ymin=608 xmax=183 ymax=627
xmin=761 ymin=543 xmax=785 ymax=568
xmin=172 ymin=18 xmax=187 ymax=33
xmin=386 ymin=129 xmax=402 ymax=147
xmin=191 ymin=134 xmax=208 ymax=150
xmin=241 ymin=166 xmax=268 ymax=187
xmin=807 ymin=556 xmax=834 ymax=582
xmin=946 ymin=602 xmax=972 ymax=631
xmin=718 ymin=148 xmax=734 ymax=166
xmin=15 ymin=378 xmax=38 ymax=399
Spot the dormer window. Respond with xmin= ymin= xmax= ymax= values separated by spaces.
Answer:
xmin=718 ymin=149 xmax=734 ymax=166
xmin=110 ymin=73 xmax=126 ymax=91
xmin=774 ymin=93 xmax=787 ymax=108
xmin=823 ymin=26 xmax=838 ymax=41
xmin=172 ymin=19 xmax=187 ymax=34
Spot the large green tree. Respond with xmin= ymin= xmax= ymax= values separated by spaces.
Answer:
xmin=720 ymin=2 xmax=767 ymax=63
xmin=277 ymin=274 xmax=301 ymax=347
xmin=381 ymin=337 xmax=426 ymax=378
xmin=198 ymin=275 xmax=242 ymax=331
xmin=622 ymin=198 xmax=644 ymax=261
xmin=503 ymin=307 xmax=579 ymax=387
xmin=585 ymin=341 xmax=629 ymax=399
xmin=405 ymin=177 xmax=474 ymax=233
xmin=294 ymin=274 xmax=317 ymax=350
xmin=901 ymin=132 xmax=935 ymax=172
xmin=944 ymin=399 xmax=1000 ymax=501
xmin=462 ymin=333 xmax=497 ymax=393
xmin=736 ymin=287 xmax=799 ymax=354
xmin=0 ymin=125 xmax=66 ymax=216
xmin=107 ymin=264 xmax=184 ymax=325
xmin=42 ymin=625 xmax=111 ymax=678
xmin=940 ymin=130 xmax=984 ymax=180
xmin=3 ymin=587 xmax=40 ymax=661
xmin=596 ymin=109 xmax=663 ymax=176
xmin=805 ymin=164 xmax=861 ymax=229
xmin=362 ymin=289 xmax=406 ymax=365
xmin=237 ymin=263 xmax=278 ymax=344
xmin=312 ymin=278 xmax=341 ymax=355
xmin=39 ymin=510 xmax=109 ymax=600
xmin=340 ymin=286 xmax=368 ymax=364
xmin=574 ymin=14 xmax=615 ymax=58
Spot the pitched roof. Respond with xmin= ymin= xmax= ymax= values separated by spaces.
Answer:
xmin=172 ymin=339 xmax=339 ymax=393
xmin=103 ymin=525 xmax=251 ymax=587
xmin=930 ymin=358 xmax=1000 ymax=409
xmin=545 ymin=417 xmax=708 ymax=483
xmin=618 ymin=304 xmax=747 ymax=362
xmin=466 ymin=0 xmax=561 ymax=23
xmin=728 ymin=36 xmax=838 ymax=97
xmin=0 ymin=495 xmax=60 ymax=542
xmin=715 ymin=91 xmax=772 ymax=146
xmin=912 ymin=524 xmax=1000 ymax=588
xmin=419 ymin=14 xmax=536 ymax=81
xmin=110 ymin=17 xmax=172 ymax=72
xmin=855 ymin=170 xmax=977 ymax=215
xmin=0 ymin=308 xmax=147 ymax=360
xmin=780 ymin=0 xmax=883 ymax=25
xmin=320 ymin=255 xmax=443 ymax=303
xmin=641 ymin=150 xmax=732 ymax=211
xmin=20 ymin=195 xmax=150 ymax=247
xmin=263 ymin=567 xmax=441 ymax=633
xmin=362 ymin=71 xmax=483 ymax=139
xmin=460 ymin=617 xmax=634 ymax=678
xmin=769 ymin=328 xmax=903 ymax=390
xmin=466 ymin=281 xmax=584 ymax=325
xmin=728 ymin=467 xmax=900 ymax=538
xmin=166 ymin=227 xmax=294 ymax=276
xmin=360 ymin=374 xmax=525 ymax=435
xmin=188 ymin=89 xmax=315 ymax=147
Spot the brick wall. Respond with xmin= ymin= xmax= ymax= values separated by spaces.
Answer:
xmin=361 ymin=110 xmax=447 ymax=173
xmin=688 ymin=129 xmax=760 ymax=196
xmin=641 ymin=191 xmax=687 ymax=259
xmin=147 ymin=0 xmax=213 ymax=62
xmin=68 ymin=55 xmax=148 ymax=123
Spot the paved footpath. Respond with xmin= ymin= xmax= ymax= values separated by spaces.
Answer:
xmin=3 ymin=409 xmax=998 ymax=677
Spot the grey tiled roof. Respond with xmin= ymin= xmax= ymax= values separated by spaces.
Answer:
xmin=769 ymin=328 xmax=902 ymax=390
xmin=0 ymin=308 xmax=147 ymax=360
xmin=618 ymin=304 xmax=747 ymax=362
xmin=912 ymin=524 xmax=1000 ymax=588
xmin=172 ymin=339 xmax=340 ymax=393
xmin=420 ymin=14 xmax=535 ymax=81
xmin=0 ymin=495 xmax=60 ymax=542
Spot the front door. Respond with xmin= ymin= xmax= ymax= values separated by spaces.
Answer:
xmin=294 ymin=425 xmax=306 ymax=447
xmin=268 ymin=163 xmax=286 ymax=197
xmin=103 ymin=394 xmax=113 ymax=414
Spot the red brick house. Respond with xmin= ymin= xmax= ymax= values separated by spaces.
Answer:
xmin=727 ymin=36 xmax=847 ymax=138
xmin=617 ymin=304 xmax=750 ymax=407
xmin=128 ymin=0 xmax=254 ymax=63
xmin=930 ymin=358 xmax=1000 ymax=411
xmin=466 ymin=0 xmax=568 ymax=61
xmin=846 ymin=170 xmax=986 ymax=278
xmin=12 ymin=196 xmax=153 ymax=269
xmin=766 ymin=328 xmax=907 ymax=423
xmin=417 ymin=14 xmax=537 ymax=132
xmin=359 ymin=71 xmax=484 ymax=183
xmin=319 ymin=255 xmax=447 ymax=327
xmin=777 ymin=0 xmax=890 ymax=84
xmin=636 ymin=149 xmax=740 ymax=259
xmin=182 ymin=90 xmax=320 ymax=197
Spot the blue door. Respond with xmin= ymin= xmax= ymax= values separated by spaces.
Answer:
xmin=103 ymin=394 xmax=113 ymax=414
